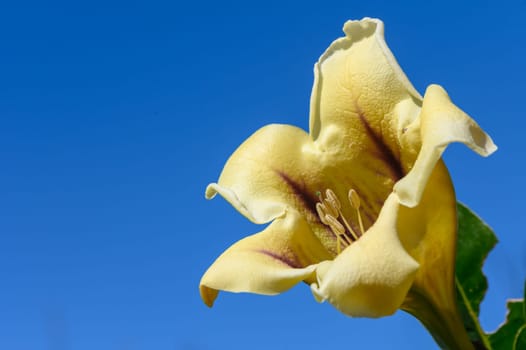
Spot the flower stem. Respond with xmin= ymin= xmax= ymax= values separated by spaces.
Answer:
xmin=403 ymin=288 xmax=475 ymax=350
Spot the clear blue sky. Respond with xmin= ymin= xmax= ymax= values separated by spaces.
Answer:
xmin=1 ymin=0 xmax=524 ymax=349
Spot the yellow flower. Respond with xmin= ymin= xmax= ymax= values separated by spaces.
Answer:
xmin=200 ymin=18 xmax=496 ymax=348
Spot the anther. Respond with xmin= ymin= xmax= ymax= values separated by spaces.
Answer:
xmin=324 ymin=214 xmax=347 ymax=254
xmin=315 ymin=187 xmax=363 ymax=254
xmin=348 ymin=189 xmax=365 ymax=235
xmin=325 ymin=189 xmax=341 ymax=210
xmin=348 ymin=189 xmax=361 ymax=210
xmin=324 ymin=215 xmax=345 ymax=235
xmin=316 ymin=203 xmax=330 ymax=225
xmin=323 ymin=198 xmax=339 ymax=218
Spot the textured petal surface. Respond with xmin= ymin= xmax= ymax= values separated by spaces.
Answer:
xmin=310 ymin=194 xmax=419 ymax=317
xmin=200 ymin=210 xmax=330 ymax=306
xmin=309 ymin=17 xmax=422 ymax=169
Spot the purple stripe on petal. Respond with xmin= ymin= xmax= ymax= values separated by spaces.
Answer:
xmin=258 ymin=249 xmax=301 ymax=268
xmin=357 ymin=112 xmax=405 ymax=181
xmin=276 ymin=171 xmax=320 ymax=220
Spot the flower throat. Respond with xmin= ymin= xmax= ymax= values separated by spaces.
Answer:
xmin=316 ymin=189 xmax=365 ymax=254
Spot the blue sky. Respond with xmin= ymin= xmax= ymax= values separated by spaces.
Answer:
xmin=1 ymin=0 xmax=525 ymax=349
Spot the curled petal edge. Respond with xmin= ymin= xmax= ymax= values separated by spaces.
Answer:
xmin=394 ymin=84 xmax=497 ymax=207
xmin=206 ymin=183 xmax=286 ymax=224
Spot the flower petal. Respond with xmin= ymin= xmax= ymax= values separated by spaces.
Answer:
xmin=200 ymin=210 xmax=331 ymax=307
xmin=309 ymin=18 xmax=421 ymax=154
xmin=205 ymin=124 xmax=315 ymax=224
xmin=310 ymin=193 xmax=419 ymax=317
xmin=394 ymin=84 xmax=497 ymax=207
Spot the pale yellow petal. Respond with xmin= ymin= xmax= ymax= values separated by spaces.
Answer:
xmin=310 ymin=194 xmax=419 ymax=317
xmin=309 ymin=17 xmax=421 ymax=155
xmin=394 ymin=84 xmax=497 ymax=207
xmin=200 ymin=210 xmax=331 ymax=307
xmin=205 ymin=124 xmax=316 ymax=224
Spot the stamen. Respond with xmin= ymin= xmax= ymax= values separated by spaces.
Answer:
xmin=323 ymin=198 xmax=339 ymax=218
xmin=348 ymin=189 xmax=360 ymax=209
xmin=337 ymin=212 xmax=360 ymax=241
xmin=324 ymin=214 xmax=346 ymax=254
xmin=316 ymin=203 xmax=330 ymax=225
xmin=348 ymin=189 xmax=365 ymax=235
xmin=324 ymin=214 xmax=345 ymax=235
xmin=315 ymin=188 xmax=365 ymax=254
xmin=325 ymin=189 xmax=341 ymax=210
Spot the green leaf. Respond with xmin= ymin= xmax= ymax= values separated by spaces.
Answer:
xmin=455 ymin=202 xmax=498 ymax=349
xmin=489 ymin=280 xmax=526 ymax=350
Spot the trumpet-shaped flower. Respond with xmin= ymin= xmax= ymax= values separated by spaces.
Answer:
xmin=200 ymin=18 xmax=496 ymax=348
